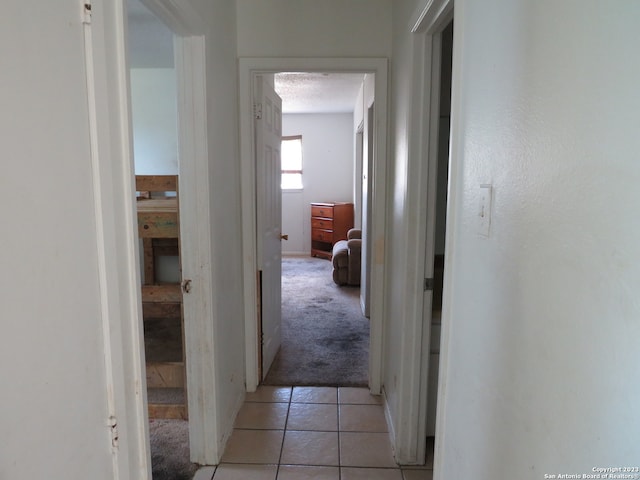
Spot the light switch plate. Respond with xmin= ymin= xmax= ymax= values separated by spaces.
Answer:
xmin=478 ymin=184 xmax=492 ymax=237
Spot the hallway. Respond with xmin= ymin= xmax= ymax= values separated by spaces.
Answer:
xmin=193 ymin=386 xmax=433 ymax=480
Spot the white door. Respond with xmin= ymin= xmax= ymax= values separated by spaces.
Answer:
xmin=255 ymin=76 xmax=283 ymax=379
xmin=0 ymin=1 xmax=125 ymax=478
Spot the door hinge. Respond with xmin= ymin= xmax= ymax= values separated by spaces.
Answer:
xmin=424 ymin=278 xmax=434 ymax=291
xmin=82 ymin=2 xmax=92 ymax=24
xmin=107 ymin=415 xmax=119 ymax=448
xmin=253 ymin=102 xmax=262 ymax=120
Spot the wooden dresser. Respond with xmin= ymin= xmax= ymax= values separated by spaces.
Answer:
xmin=310 ymin=202 xmax=354 ymax=259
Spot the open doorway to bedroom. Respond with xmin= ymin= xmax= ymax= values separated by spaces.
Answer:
xmin=239 ymin=56 xmax=388 ymax=397
xmin=127 ymin=0 xmax=201 ymax=477
xmin=422 ymin=16 xmax=454 ymax=468
xmin=260 ymin=72 xmax=372 ymax=387
xmin=128 ymin=1 xmax=187 ymax=421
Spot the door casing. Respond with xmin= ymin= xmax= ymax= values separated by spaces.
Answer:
xmin=239 ymin=57 xmax=389 ymax=394
xmin=131 ymin=0 xmax=219 ymax=465
xmin=392 ymin=0 xmax=454 ymax=467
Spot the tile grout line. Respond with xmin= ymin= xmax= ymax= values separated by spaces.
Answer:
xmin=221 ymin=386 xmax=399 ymax=479
xmin=337 ymin=388 xmax=342 ymax=480
xmin=274 ymin=387 xmax=293 ymax=478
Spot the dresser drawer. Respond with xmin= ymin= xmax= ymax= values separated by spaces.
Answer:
xmin=311 ymin=205 xmax=334 ymax=219
xmin=311 ymin=217 xmax=334 ymax=230
xmin=311 ymin=228 xmax=333 ymax=242
xmin=310 ymin=202 xmax=354 ymax=258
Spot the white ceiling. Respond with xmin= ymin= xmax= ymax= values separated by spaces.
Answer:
xmin=127 ymin=0 xmax=363 ymax=114
xmin=275 ymin=72 xmax=364 ymax=114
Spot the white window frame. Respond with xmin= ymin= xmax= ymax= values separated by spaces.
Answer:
xmin=281 ymin=135 xmax=303 ymax=191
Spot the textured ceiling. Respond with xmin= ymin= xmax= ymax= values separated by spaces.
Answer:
xmin=275 ymin=72 xmax=364 ymax=114
xmin=127 ymin=1 xmax=364 ymax=113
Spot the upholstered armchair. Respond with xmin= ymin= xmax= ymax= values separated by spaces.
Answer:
xmin=331 ymin=228 xmax=361 ymax=286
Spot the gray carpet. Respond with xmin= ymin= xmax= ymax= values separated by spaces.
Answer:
xmin=149 ymin=419 xmax=198 ymax=480
xmin=263 ymin=256 xmax=369 ymax=387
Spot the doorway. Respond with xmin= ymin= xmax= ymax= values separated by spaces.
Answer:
xmin=262 ymin=74 xmax=371 ymax=385
xmin=389 ymin=0 xmax=454 ymax=465
xmin=397 ymin=12 xmax=456 ymax=467
xmin=425 ymin=17 xmax=453 ymax=449
xmin=128 ymin=0 xmax=187 ymax=421
xmin=126 ymin=0 xmax=215 ymax=467
xmin=239 ymin=58 xmax=389 ymax=394
xmin=126 ymin=2 xmax=193 ymax=477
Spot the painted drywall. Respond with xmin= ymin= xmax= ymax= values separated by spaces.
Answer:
xmin=353 ymin=82 xmax=365 ymax=229
xmin=130 ymin=68 xmax=179 ymax=175
xmin=434 ymin=1 xmax=640 ymax=478
xmin=387 ymin=0 xmax=640 ymax=472
xmin=352 ymin=74 xmax=374 ymax=232
xmin=0 ymin=1 xmax=116 ymax=477
xmin=282 ymin=113 xmax=355 ymax=255
xmin=130 ymin=68 xmax=180 ymax=284
xmin=360 ymin=75 xmax=375 ymax=318
xmin=236 ymin=0 xmax=393 ymax=58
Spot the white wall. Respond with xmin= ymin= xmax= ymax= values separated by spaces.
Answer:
xmin=353 ymin=74 xmax=375 ymax=317
xmin=353 ymin=74 xmax=375 ymax=230
xmin=236 ymin=0 xmax=392 ymax=57
xmin=388 ymin=0 xmax=640 ymax=472
xmin=435 ymin=1 xmax=640 ymax=478
xmin=353 ymin=83 xmax=365 ymax=229
xmin=130 ymin=68 xmax=179 ymax=283
xmin=130 ymin=68 xmax=178 ymax=174
xmin=282 ymin=113 xmax=354 ymax=255
xmin=1 ymin=1 xmax=147 ymax=478
xmin=383 ymin=0 xmax=424 ymax=461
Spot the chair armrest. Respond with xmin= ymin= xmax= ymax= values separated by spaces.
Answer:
xmin=347 ymin=228 xmax=362 ymax=240
xmin=347 ymin=238 xmax=362 ymax=285
xmin=347 ymin=238 xmax=361 ymax=253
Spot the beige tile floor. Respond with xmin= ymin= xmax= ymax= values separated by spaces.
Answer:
xmin=194 ymin=386 xmax=433 ymax=480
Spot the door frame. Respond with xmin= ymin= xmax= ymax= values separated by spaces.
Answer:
xmin=354 ymin=122 xmax=364 ymax=231
xmin=129 ymin=0 xmax=219 ymax=465
xmin=239 ymin=57 xmax=389 ymax=393
xmin=88 ymin=1 xmax=151 ymax=477
xmin=393 ymin=0 xmax=454 ymax=466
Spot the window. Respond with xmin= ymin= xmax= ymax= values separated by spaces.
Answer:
xmin=281 ymin=135 xmax=303 ymax=190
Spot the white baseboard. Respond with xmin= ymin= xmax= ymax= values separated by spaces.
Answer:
xmin=381 ymin=386 xmax=398 ymax=462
